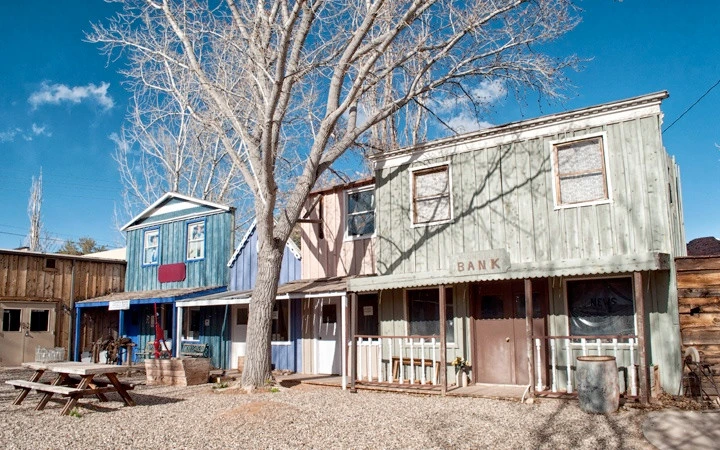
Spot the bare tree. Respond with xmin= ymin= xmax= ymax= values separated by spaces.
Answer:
xmin=26 ymin=169 xmax=44 ymax=252
xmin=90 ymin=0 xmax=579 ymax=389
xmin=110 ymin=59 xmax=253 ymax=225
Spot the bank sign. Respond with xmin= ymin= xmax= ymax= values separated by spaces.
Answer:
xmin=449 ymin=249 xmax=510 ymax=275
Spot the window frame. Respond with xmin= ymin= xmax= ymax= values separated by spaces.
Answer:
xmin=2 ymin=308 xmax=21 ymax=332
xmin=186 ymin=219 xmax=206 ymax=262
xmin=550 ymin=132 xmax=612 ymax=209
xmin=563 ymin=275 xmax=637 ymax=337
xmin=271 ymin=299 xmax=291 ymax=344
xmin=142 ymin=227 xmax=160 ymax=267
xmin=409 ymin=162 xmax=453 ymax=227
xmin=182 ymin=307 xmax=201 ymax=341
xmin=29 ymin=309 xmax=51 ymax=332
xmin=404 ymin=287 xmax=455 ymax=344
xmin=344 ymin=185 xmax=376 ymax=241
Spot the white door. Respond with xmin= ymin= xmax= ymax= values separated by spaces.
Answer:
xmin=0 ymin=302 xmax=56 ymax=366
xmin=230 ymin=305 xmax=248 ymax=370
xmin=314 ymin=298 xmax=340 ymax=375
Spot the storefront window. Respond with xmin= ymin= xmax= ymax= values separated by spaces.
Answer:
xmin=272 ymin=300 xmax=289 ymax=341
xmin=567 ymin=277 xmax=634 ymax=336
xmin=407 ymin=288 xmax=454 ymax=343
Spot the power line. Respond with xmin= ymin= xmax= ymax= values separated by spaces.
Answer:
xmin=663 ymin=77 xmax=720 ymax=134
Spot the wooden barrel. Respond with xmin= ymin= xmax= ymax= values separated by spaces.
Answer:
xmin=576 ymin=356 xmax=619 ymax=414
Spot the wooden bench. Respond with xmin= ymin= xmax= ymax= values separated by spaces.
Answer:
xmin=180 ymin=342 xmax=209 ymax=358
xmin=135 ymin=342 xmax=171 ymax=362
xmin=391 ymin=357 xmax=440 ymax=384
xmin=6 ymin=380 xmax=82 ymax=397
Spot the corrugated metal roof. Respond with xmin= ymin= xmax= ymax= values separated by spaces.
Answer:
xmin=348 ymin=253 xmax=671 ymax=292
xmin=75 ymin=286 xmax=226 ymax=306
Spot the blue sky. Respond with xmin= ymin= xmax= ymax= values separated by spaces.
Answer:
xmin=1 ymin=1 xmax=719 ymax=251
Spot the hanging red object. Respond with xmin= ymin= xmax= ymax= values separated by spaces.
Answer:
xmin=153 ymin=303 xmax=172 ymax=358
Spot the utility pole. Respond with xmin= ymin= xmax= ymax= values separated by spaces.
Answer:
xmin=27 ymin=169 xmax=43 ymax=252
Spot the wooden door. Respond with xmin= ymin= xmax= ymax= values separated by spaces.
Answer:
xmin=315 ymin=298 xmax=340 ymax=375
xmin=0 ymin=302 xmax=56 ymax=366
xmin=471 ymin=281 xmax=546 ymax=385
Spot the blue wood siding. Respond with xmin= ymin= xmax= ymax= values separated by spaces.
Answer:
xmin=192 ymin=305 xmax=231 ymax=369
xmin=229 ymin=226 xmax=301 ymax=291
xmin=125 ymin=211 xmax=233 ymax=291
xmin=270 ymin=300 xmax=301 ymax=371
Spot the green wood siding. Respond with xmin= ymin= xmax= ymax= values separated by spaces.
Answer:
xmin=125 ymin=211 xmax=233 ymax=291
xmin=376 ymin=116 xmax=682 ymax=276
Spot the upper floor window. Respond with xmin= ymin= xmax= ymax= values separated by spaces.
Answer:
xmin=143 ymin=229 xmax=159 ymax=266
xmin=552 ymin=135 xmax=610 ymax=207
xmin=412 ymin=164 xmax=451 ymax=225
xmin=346 ymin=186 xmax=375 ymax=239
xmin=186 ymin=220 xmax=205 ymax=261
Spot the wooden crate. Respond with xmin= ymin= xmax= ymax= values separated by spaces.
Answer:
xmin=144 ymin=358 xmax=211 ymax=386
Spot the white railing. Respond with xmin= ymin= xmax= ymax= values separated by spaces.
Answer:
xmin=350 ymin=335 xmax=440 ymax=385
xmin=534 ymin=335 xmax=638 ymax=395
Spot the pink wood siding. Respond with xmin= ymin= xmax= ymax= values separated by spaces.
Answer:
xmin=301 ymin=184 xmax=376 ymax=278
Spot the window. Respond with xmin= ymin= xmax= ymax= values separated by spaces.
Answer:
xmin=272 ymin=300 xmax=289 ymax=341
xmin=567 ymin=277 xmax=634 ymax=336
xmin=322 ymin=304 xmax=337 ymax=324
xmin=552 ymin=135 xmax=610 ymax=207
xmin=357 ymin=294 xmax=379 ymax=336
xmin=143 ymin=229 xmax=159 ymax=266
xmin=412 ymin=165 xmax=451 ymax=225
xmin=236 ymin=306 xmax=248 ymax=325
xmin=2 ymin=309 xmax=21 ymax=332
xmin=407 ymin=288 xmax=454 ymax=343
xmin=186 ymin=220 xmax=205 ymax=261
xmin=346 ymin=187 xmax=375 ymax=239
xmin=44 ymin=258 xmax=56 ymax=270
xmin=29 ymin=310 xmax=50 ymax=332
xmin=183 ymin=307 xmax=201 ymax=340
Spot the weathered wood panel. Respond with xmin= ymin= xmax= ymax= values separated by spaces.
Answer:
xmin=300 ymin=181 xmax=376 ymax=278
xmin=376 ymin=113 xmax=683 ymax=276
xmin=125 ymin=210 xmax=232 ymax=291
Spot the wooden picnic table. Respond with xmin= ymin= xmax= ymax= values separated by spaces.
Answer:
xmin=6 ymin=361 xmax=136 ymax=415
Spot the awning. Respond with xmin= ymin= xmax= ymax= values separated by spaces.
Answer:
xmin=348 ymin=252 xmax=671 ymax=292
xmin=75 ymin=286 xmax=227 ymax=308
xmin=176 ymin=276 xmax=351 ymax=308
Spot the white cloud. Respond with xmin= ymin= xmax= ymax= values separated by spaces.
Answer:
xmin=31 ymin=123 xmax=52 ymax=137
xmin=29 ymin=82 xmax=115 ymax=110
xmin=0 ymin=128 xmax=20 ymax=143
xmin=446 ymin=113 xmax=494 ymax=134
xmin=432 ymin=79 xmax=507 ymax=114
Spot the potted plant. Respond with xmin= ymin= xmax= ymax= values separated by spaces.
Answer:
xmin=452 ymin=356 xmax=471 ymax=387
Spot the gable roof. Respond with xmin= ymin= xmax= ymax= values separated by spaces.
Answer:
xmin=121 ymin=192 xmax=232 ymax=231
xmin=227 ymin=219 xmax=302 ymax=268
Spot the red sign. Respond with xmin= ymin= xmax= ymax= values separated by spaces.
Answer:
xmin=158 ymin=263 xmax=186 ymax=283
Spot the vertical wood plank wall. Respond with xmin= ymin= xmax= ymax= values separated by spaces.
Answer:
xmin=300 ymin=183 xmax=376 ymax=279
xmin=376 ymin=115 xmax=683 ymax=275
xmin=0 ymin=251 xmax=126 ymax=350
xmin=125 ymin=210 xmax=233 ymax=291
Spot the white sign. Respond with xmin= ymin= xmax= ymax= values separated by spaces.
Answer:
xmin=449 ymin=249 xmax=510 ymax=275
xmin=363 ymin=306 xmax=374 ymax=316
xmin=108 ymin=300 xmax=130 ymax=311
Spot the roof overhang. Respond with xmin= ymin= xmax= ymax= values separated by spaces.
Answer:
xmin=348 ymin=252 xmax=671 ymax=292
xmin=75 ymin=286 xmax=227 ymax=308
xmin=176 ymin=277 xmax=351 ymax=308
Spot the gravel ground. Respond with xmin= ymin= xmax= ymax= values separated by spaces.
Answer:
xmin=0 ymin=367 xmax=652 ymax=449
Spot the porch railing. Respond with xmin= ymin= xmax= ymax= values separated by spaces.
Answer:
xmin=350 ymin=335 xmax=441 ymax=385
xmin=534 ymin=335 xmax=638 ymax=395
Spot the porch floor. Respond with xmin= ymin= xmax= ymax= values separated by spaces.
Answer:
xmin=275 ymin=374 xmax=528 ymax=401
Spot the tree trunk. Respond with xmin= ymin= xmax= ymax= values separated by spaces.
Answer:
xmin=241 ymin=243 xmax=284 ymax=390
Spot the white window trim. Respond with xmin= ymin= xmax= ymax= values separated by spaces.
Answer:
xmin=549 ymin=131 xmax=612 ymax=210
xmin=409 ymin=161 xmax=454 ymax=228
xmin=403 ymin=287 xmax=457 ymax=346
xmin=343 ymin=185 xmax=376 ymax=241
xmin=142 ymin=228 xmax=160 ymax=266
xmin=186 ymin=219 xmax=206 ymax=261
xmin=182 ymin=307 xmax=201 ymax=341
xmin=562 ymin=275 xmax=637 ymax=337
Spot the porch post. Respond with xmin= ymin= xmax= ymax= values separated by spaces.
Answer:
xmin=73 ymin=306 xmax=82 ymax=361
xmin=341 ymin=294 xmax=348 ymax=391
xmin=350 ymin=292 xmax=358 ymax=393
xmin=118 ymin=309 xmax=126 ymax=337
xmin=525 ymin=279 xmax=535 ymax=399
xmin=439 ymin=285 xmax=447 ymax=395
xmin=634 ymin=271 xmax=650 ymax=404
xmin=175 ymin=306 xmax=184 ymax=358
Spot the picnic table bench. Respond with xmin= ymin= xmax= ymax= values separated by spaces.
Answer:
xmin=6 ymin=362 xmax=136 ymax=415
